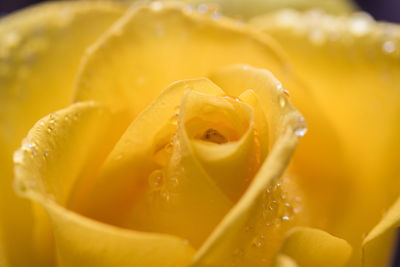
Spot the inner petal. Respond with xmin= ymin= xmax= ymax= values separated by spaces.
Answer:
xmin=182 ymin=91 xmax=263 ymax=202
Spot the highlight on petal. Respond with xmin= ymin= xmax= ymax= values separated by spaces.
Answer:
xmin=79 ymin=78 xmax=234 ymax=249
xmin=73 ymin=2 xmax=291 ymax=123
xmin=13 ymin=101 xmax=194 ymax=266
xmin=279 ymin=227 xmax=352 ymax=267
xmin=250 ymin=9 xmax=400 ymax=265
xmin=191 ymin=65 xmax=307 ymax=266
xmin=362 ymin=197 xmax=400 ymax=267
xmin=273 ymin=254 xmax=298 ymax=267
xmin=0 ymin=2 xmax=125 ymax=265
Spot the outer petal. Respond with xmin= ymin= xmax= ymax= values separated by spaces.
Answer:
xmin=251 ymin=10 xmax=400 ymax=265
xmin=175 ymin=0 xmax=355 ymax=18
xmin=14 ymin=102 xmax=195 ymax=266
xmin=73 ymin=2 xmax=291 ymax=123
xmin=0 ymin=2 xmax=125 ymax=265
xmin=362 ymin=197 xmax=400 ymax=267
xmin=279 ymin=227 xmax=352 ymax=267
xmin=190 ymin=65 xmax=307 ymax=266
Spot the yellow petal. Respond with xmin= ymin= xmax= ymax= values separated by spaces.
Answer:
xmin=0 ymin=2 xmax=125 ymax=265
xmin=273 ymin=254 xmax=298 ymax=267
xmin=191 ymin=65 xmax=306 ymax=266
xmin=279 ymin=227 xmax=352 ymax=267
xmin=79 ymin=79 xmax=232 ymax=248
xmin=362 ymin=196 xmax=400 ymax=267
xmin=73 ymin=2 xmax=290 ymax=123
xmin=14 ymin=101 xmax=194 ymax=266
xmin=251 ymin=10 xmax=400 ymax=265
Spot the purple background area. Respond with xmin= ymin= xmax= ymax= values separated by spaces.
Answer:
xmin=0 ymin=0 xmax=400 ymax=22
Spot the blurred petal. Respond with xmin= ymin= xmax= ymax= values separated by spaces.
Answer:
xmin=81 ymin=79 xmax=232 ymax=248
xmin=175 ymin=0 xmax=356 ymax=19
xmin=0 ymin=2 xmax=124 ymax=265
xmin=362 ymin=197 xmax=400 ymax=267
xmin=191 ymin=65 xmax=307 ymax=266
xmin=251 ymin=10 xmax=400 ymax=265
xmin=73 ymin=2 xmax=291 ymax=123
xmin=279 ymin=227 xmax=352 ymax=267
xmin=14 ymin=101 xmax=194 ymax=266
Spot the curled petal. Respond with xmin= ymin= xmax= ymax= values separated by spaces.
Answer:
xmin=279 ymin=227 xmax=352 ymax=267
xmin=191 ymin=65 xmax=306 ymax=266
xmin=14 ymin=102 xmax=194 ymax=266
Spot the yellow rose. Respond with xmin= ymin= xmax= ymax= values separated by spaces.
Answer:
xmin=1 ymin=1 xmax=399 ymax=267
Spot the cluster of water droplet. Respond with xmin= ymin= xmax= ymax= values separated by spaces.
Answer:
xmin=228 ymin=175 xmax=303 ymax=266
xmin=256 ymin=9 xmax=399 ymax=57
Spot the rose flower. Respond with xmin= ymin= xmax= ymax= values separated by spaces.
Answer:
xmin=0 ymin=1 xmax=400 ymax=267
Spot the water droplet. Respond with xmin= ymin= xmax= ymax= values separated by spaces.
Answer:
xmin=382 ymin=41 xmax=396 ymax=54
xmin=309 ymin=27 xmax=326 ymax=45
xmin=349 ymin=12 xmax=373 ymax=36
xmin=44 ymin=149 xmax=49 ymax=158
xmin=198 ymin=4 xmax=208 ymax=14
xmin=183 ymin=4 xmax=195 ymax=15
xmin=279 ymin=95 xmax=286 ymax=108
xmin=13 ymin=149 xmax=24 ymax=164
xmin=282 ymin=216 xmax=290 ymax=221
xmin=293 ymin=117 xmax=307 ymax=137
xmin=149 ymin=169 xmax=164 ymax=189
xmin=150 ymin=1 xmax=163 ymax=11
xmin=154 ymin=23 xmax=165 ymax=38
xmin=283 ymin=89 xmax=290 ymax=96
xmin=161 ymin=190 xmax=170 ymax=201
xmin=4 ymin=31 xmax=21 ymax=48
xmin=275 ymin=9 xmax=299 ymax=27
xmin=251 ymin=234 xmax=265 ymax=248
xmin=211 ymin=11 xmax=222 ymax=21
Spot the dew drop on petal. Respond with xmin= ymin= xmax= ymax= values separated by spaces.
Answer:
xmin=197 ymin=4 xmax=208 ymax=14
xmin=183 ymin=4 xmax=195 ymax=15
xmin=279 ymin=95 xmax=286 ymax=108
xmin=382 ymin=41 xmax=396 ymax=54
xmin=148 ymin=169 xmax=164 ymax=189
xmin=349 ymin=12 xmax=373 ymax=36
xmin=150 ymin=1 xmax=163 ymax=11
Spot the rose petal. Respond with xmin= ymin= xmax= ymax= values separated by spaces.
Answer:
xmin=80 ymin=78 xmax=233 ymax=248
xmin=73 ymin=2 xmax=290 ymax=123
xmin=251 ymin=11 xmax=400 ymax=265
xmin=191 ymin=65 xmax=306 ymax=266
xmin=13 ymin=101 xmax=194 ymax=266
xmin=0 ymin=2 xmax=125 ymax=265
xmin=362 ymin=197 xmax=400 ymax=267
xmin=279 ymin=227 xmax=352 ymax=267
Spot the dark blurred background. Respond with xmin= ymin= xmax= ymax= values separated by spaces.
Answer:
xmin=1 ymin=0 xmax=400 ymax=22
